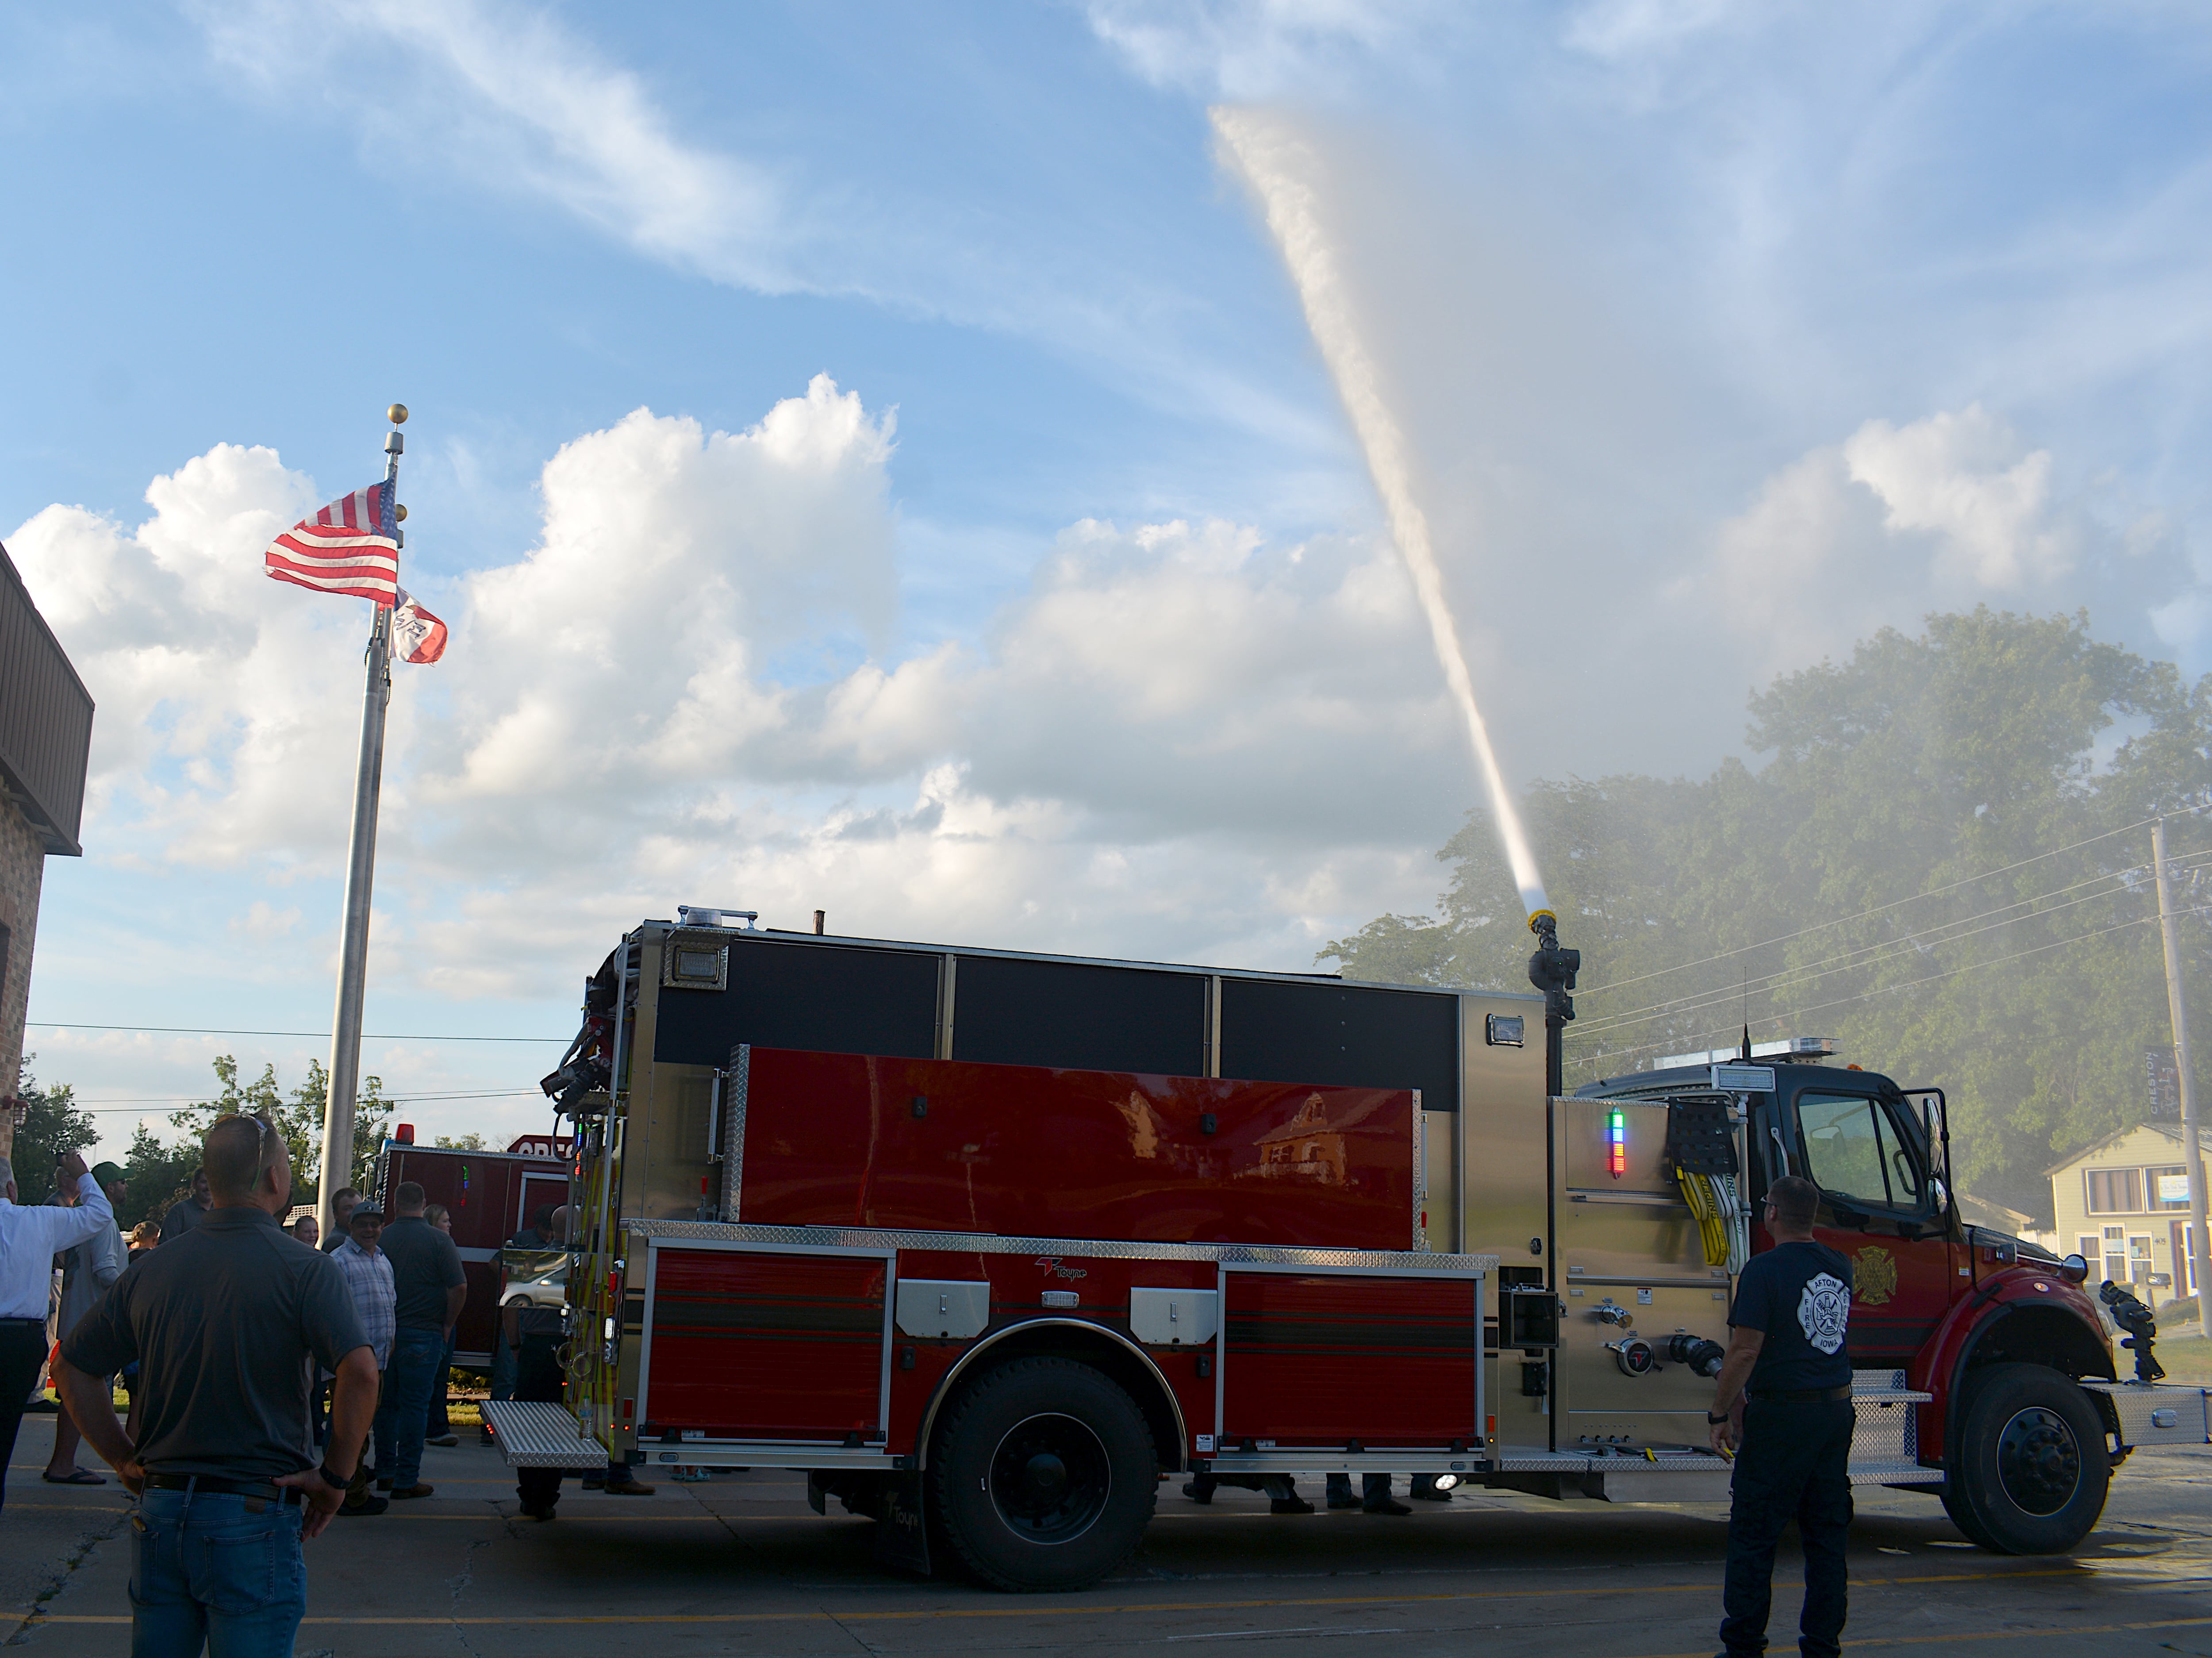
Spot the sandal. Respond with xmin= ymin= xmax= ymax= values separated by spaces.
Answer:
xmin=42 ymin=1469 xmax=106 ymax=1485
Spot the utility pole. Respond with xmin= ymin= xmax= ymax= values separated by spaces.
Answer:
xmin=2152 ymin=816 xmax=2212 ymax=1338
xmin=316 ymin=406 xmax=404 ymax=1237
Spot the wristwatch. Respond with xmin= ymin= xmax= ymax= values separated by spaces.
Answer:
xmin=317 ymin=1461 xmax=352 ymax=1492
xmin=1706 ymin=1411 xmax=1731 ymax=1424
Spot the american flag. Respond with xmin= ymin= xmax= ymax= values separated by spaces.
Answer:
xmin=264 ymin=482 xmax=400 ymax=605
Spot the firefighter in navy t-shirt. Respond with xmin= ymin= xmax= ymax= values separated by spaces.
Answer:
xmin=1706 ymin=1174 xmax=1855 ymax=1658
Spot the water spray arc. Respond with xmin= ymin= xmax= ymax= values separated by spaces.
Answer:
xmin=1212 ymin=106 xmax=1550 ymax=928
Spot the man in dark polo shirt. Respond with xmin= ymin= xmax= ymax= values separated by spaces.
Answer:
xmin=373 ymin=1180 xmax=466 ymax=1500
xmin=55 ymin=1113 xmax=377 ymax=1658
xmin=1706 ymin=1174 xmax=1855 ymax=1658
xmin=156 ymin=1166 xmax=211 ymax=1241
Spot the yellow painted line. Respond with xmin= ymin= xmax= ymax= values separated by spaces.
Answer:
xmin=21 ymin=1568 xmax=2085 ymax=1627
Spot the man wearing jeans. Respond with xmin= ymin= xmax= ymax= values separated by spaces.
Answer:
xmin=55 ymin=1114 xmax=377 ymax=1658
xmin=372 ymin=1181 xmax=465 ymax=1500
xmin=1706 ymin=1175 xmax=1855 ymax=1658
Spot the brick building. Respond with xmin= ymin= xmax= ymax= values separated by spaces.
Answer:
xmin=0 ymin=542 xmax=93 ymax=1158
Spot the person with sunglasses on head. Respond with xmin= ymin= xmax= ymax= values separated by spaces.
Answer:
xmin=1705 ymin=1174 xmax=1856 ymax=1658
xmin=53 ymin=1113 xmax=377 ymax=1658
xmin=0 ymin=1149 xmax=115 ymax=1515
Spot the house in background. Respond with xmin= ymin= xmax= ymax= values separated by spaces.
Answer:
xmin=0 ymin=542 xmax=93 ymax=1160
xmin=2046 ymin=1123 xmax=2212 ymax=1309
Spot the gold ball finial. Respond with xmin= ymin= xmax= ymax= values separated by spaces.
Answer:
xmin=387 ymin=403 xmax=408 ymax=426
xmin=395 ymin=504 xmax=408 ymax=522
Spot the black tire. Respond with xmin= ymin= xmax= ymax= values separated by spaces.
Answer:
xmin=927 ymin=1356 xmax=1158 ymax=1592
xmin=1938 ymin=1479 xmax=1997 ymax=1549
xmin=1947 ymin=1363 xmax=2109 ymax=1554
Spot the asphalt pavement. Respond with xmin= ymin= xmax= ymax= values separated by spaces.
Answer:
xmin=7 ymin=1413 xmax=2212 ymax=1656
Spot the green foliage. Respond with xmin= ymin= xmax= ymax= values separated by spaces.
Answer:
xmin=1324 ymin=608 xmax=2212 ymax=1227
xmin=433 ymin=1132 xmax=487 ymax=1150
xmin=10 ymin=1062 xmax=100 ymax=1202
xmin=130 ymin=1056 xmax=392 ymax=1219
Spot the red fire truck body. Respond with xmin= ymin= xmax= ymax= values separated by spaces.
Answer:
xmin=484 ymin=915 xmax=2212 ymax=1591
xmin=377 ymin=1137 xmax=569 ymax=1366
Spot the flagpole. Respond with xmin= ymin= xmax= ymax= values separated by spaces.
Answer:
xmin=316 ymin=405 xmax=405 ymax=1236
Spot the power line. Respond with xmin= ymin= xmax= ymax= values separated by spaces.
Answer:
xmin=1575 ymin=851 xmax=2212 ymax=1037
xmin=28 ymin=1023 xmax=566 ymax=1043
xmin=1572 ymin=903 xmax=2212 ymax=1072
xmin=1575 ymin=812 xmax=2189 ymax=1000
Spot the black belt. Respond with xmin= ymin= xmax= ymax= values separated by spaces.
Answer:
xmin=0 ymin=1317 xmax=46 ymax=1328
xmin=143 ymin=1474 xmax=304 ymax=1505
xmin=1747 ymin=1385 xmax=1854 ymax=1404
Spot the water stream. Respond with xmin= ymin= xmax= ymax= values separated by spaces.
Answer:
xmin=1214 ymin=106 xmax=1551 ymax=921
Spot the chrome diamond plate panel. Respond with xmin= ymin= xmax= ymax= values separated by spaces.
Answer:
xmin=483 ymin=1401 xmax=606 ymax=1468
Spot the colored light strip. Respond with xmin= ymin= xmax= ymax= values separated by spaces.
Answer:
xmin=1609 ymin=1108 xmax=1627 ymax=1179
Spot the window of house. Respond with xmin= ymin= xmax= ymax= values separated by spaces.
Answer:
xmin=2151 ymin=1166 xmax=2191 ymax=1210
xmin=2103 ymin=1224 xmax=2128 ymax=1283
xmin=2077 ymin=1234 xmax=2099 ymax=1267
xmin=2085 ymin=1168 xmax=2145 ymax=1214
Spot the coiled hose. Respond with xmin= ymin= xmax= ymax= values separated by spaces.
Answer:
xmin=1678 ymin=1170 xmax=1750 ymax=1276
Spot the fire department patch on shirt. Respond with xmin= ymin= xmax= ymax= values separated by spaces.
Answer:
xmin=1797 ymin=1272 xmax=1850 ymax=1355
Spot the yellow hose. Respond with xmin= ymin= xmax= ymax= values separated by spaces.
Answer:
xmin=1678 ymin=1169 xmax=1729 ymax=1268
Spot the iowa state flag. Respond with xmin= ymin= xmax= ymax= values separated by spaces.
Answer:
xmin=264 ymin=483 xmax=400 ymax=604
xmin=392 ymin=588 xmax=448 ymax=665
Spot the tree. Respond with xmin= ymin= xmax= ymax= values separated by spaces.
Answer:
xmin=10 ymin=1063 xmax=99 ymax=1202
xmin=1324 ymin=608 xmax=2212 ymax=1227
xmin=433 ymin=1132 xmax=487 ymax=1150
xmin=157 ymin=1056 xmax=392 ymax=1213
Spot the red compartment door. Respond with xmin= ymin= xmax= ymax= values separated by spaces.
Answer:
xmin=644 ymin=1248 xmax=889 ymax=1441
xmin=1222 ymin=1271 xmax=1478 ymax=1445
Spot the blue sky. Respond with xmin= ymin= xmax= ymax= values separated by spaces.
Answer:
xmin=5 ymin=1 xmax=2212 ymax=1162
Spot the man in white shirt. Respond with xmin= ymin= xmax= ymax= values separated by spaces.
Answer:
xmin=0 ymin=1150 xmax=114 ymax=1513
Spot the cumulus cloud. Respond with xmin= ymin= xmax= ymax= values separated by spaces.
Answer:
xmin=10 ymin=377 xmax=1475 ymax=1005
xmin=1683 ymin=404 xmax=2148 ymax=675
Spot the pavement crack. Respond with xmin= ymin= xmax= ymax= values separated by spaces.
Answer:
xmin=444 ymin=1535 xmax=493 ymax=1656
xmin=5 ymin=1508 xmax=130 ymax=1646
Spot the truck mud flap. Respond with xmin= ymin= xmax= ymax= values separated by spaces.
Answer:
xmin=482 ymin=1400 xmax=607 ymax=1469
xmin=871 ymin=1470 xmax=931 ymax=1577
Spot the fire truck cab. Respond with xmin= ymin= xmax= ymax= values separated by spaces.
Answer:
xmin=485 ymin=914 xmax=2210 ymax=1589
xmin=1578 ymin=1055 xmax=2145 ymax=1553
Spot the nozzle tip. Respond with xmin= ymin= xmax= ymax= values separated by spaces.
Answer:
xmin=1527 ymin=908 xmax=1556 ymax=935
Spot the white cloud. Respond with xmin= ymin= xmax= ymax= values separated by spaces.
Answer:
xmin=1682 ymin=404 xmax=2123 ymax=673
xmin=11 ymin=379 xmax=1475 ymax=1010
xmin=1086 ymin=0 xmax=1455 ymax=100
xmin=1842 ymin=405 xmax=2075 ymax=591
xmin=193 ymin=0 xmax=794 ymax=291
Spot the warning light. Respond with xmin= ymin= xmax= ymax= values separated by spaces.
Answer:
xmin=1608 ymin=1108 xmax=1627 ymax=1180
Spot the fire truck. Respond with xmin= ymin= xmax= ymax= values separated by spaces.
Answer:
xmin=484 ymin=908 xmax=2209 ymax=1590
xmin=377 ymin=1134 xmax=570 ymax=1367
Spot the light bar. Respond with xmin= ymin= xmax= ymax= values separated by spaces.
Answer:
xmin=1656 ymin=1037 xmax=1837 ymax=1069
xmin=1608 ymin=1107 xmax=1628 ymax=1180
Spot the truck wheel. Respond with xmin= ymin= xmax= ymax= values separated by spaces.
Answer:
xmin=927 ymin=1356 xmax=1157 ymax=1592
xmin=1948 ymin=1363 xmax=2109 ymax=1554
